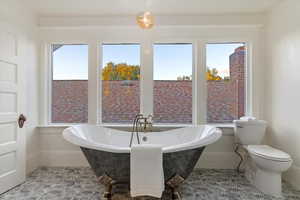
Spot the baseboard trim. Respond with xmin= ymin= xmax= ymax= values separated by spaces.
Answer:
xmin=283 ymin=164 xmax=300 ymax=190
xmin=26 ymin=153 xmax=40 ymax=175
xmin=197 ymin=152 xmax=239 ymax=169
xmin=40 ymin=150 xmax=89 ymax=167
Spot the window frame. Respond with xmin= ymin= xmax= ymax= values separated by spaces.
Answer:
xmin=203 ymin=39 xmax=252 ymax=124
xmin=99 ymin=42 xmax=142 ymax=125
xmin=43 ymin=39 xmax=252 ymax=126
xmin=45 ymin=42 xmax=90 ymax=125
xmin=152 ymin=41 xmax=197 ymax=125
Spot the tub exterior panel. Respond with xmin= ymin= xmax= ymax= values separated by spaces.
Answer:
xmin=81 ymin=146 xmax=205 ymax=183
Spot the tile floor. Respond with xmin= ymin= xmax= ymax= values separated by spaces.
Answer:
xmin=0 ymin=167 xmax=299 ymax=200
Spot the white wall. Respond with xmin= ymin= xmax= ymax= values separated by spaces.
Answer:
xmin=0 ymin=0 xmax=40 ymax=174
xmin=0 ymin=3 xmax=267 ymax=174
xmin=265 ymin=0 xmax=300 ymax=189
xmin=37 ymin=16 xmax=265 ymax=169
xmin=4 ymin=0 xmax=300 ymax=188
xmin=38 ymin=14 xmax=266 ymax=27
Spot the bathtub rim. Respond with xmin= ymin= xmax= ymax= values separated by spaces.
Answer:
xmin=62 ymin=125 xmax=222 ymax=153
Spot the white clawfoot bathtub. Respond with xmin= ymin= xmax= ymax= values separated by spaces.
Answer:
xmin=63 ymin=125 xmax=222 ymax=153
xmin=62 ymin=124 xmax=222 ymax=198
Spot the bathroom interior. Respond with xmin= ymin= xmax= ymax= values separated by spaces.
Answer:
xmin=0 ymin=0 xmax=300 ymax=199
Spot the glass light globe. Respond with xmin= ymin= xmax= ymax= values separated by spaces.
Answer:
xmin=136 ymin=11 xmax=154 ymax=29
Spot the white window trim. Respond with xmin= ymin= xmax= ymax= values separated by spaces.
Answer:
xmin=43 ymin=42 xmax=91 ymax=125
xmin=151 ymin=40 xmax=197 ymax=125
xmin=196 ymin=40 xmax=207 ymax=124
xmin=88 ymin=42 xmax=98 ymax=124
xmin=98 ymin=41 xmax=143 ymax=125
xmin=140 ymin=40 xmax=153 ymax=117
xmin=202 ymin=39 xmax=252 ymax=121
xmin=42 ymin=38 xmax=253 ymax=126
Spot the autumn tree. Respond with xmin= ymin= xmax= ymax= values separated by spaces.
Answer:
xmin=102 ymin=62 xmax=140 ymax=80
xmin=206 ymin=67 xmax=222 ymax=81
xmin=102 ymin=63 xmax=224 ymax=81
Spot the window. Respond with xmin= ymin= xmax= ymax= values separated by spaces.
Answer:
xmin=206 ymin=43 xmax=246 ymax=123
xmin=101 ymin=44 xmax=140 ymax=124
xmin=51 ymin=44 xmax=88 ymax=123
xmin=153 ymin=44 xmax=193 ymax=124
xmin=47 ymin=40 xmax=250 ymax=125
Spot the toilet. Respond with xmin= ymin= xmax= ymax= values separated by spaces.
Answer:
xmin=234 ymin=117 xmax=293 ymax=197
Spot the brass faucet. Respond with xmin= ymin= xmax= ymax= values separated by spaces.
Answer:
xmin=137 ymin=114 xmax=153 ymax=132
xmin=129 ymin=114 xmax=153 ymax=147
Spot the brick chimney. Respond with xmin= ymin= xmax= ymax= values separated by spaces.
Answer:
xmin=229 ymin=46 xmax=245 ymax=81
xmin=229 ymin=46 xmax=245 ymax=119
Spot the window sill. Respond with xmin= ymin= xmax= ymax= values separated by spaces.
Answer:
xmin=37 ymin=123 xmax=194 ymax=129
xmin=37 ymin=124 xmax=82 ymax=128
xmin=37 ymin=123 xmax=234 ymax=128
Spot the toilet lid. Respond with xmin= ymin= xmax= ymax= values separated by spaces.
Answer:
xmin=248 ymin=145 xmax=292 ymax=162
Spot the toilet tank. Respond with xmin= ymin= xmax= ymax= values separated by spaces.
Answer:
xmin=233 ymin=119 xmax=267 ymax=145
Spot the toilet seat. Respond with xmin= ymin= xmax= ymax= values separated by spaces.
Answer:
xmin=247 ymin=145 xmax=292 ymax=162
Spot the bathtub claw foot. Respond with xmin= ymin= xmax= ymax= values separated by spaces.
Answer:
xmin=98 ymin=174 xmax=115 ymax=200
xmin=166 ymin=174 xmax=184 ymax=200
xmin=103 ymin=192 xmax=112 ymax=199
xmin=172 ymin=191 xmax=181 ymax=200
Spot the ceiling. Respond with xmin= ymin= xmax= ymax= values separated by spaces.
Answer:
xmin=25 ymin=0 xmax=281 ymax=17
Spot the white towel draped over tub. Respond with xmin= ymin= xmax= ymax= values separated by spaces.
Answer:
xmin=130 ymin=144 xmax=164 ymax=198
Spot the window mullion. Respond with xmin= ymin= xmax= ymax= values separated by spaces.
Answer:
xmin=44 ymin=43 xmax=52 ymax=125
xmin=192 ymin=41 xmax=197 ymax=125
xmin=245 ymin=42 xmax=252 ymax=117
xmin=197 ymin=41 xmax=207 ymax=125
xmin=140 ymin=41 xmax=153 ymax=116
xmin=88 ymin=42 xmax=98 ymax=124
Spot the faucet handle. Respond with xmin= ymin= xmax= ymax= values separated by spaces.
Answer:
xmin=147 ymin=114 xmax=153 ymax=123
xmin=136 ymin=113 xmax=143 ymax=118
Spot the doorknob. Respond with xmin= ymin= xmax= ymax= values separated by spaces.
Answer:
xmin=18 ymin=114 xmax=26 ymax=128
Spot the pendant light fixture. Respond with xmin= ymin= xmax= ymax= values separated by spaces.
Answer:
xmin=136 ymin=0 xmax=154 ymax=29
xmin=136 ymin=11 xmax=154 ymax=29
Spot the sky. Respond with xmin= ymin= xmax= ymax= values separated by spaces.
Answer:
xmin=206 ymin=43 xmax=245 ymax=78
xmin=52 ymin=43 xmax=244 ymax=80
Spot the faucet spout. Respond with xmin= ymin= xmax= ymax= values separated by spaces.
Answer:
xmin=129 ymin=114 xmax=153 ymax=147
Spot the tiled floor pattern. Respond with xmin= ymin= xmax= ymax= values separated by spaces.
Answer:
xmin=0 ymin=167 xmax=299 ymax=200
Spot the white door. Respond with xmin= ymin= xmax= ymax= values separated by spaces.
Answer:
xmin=0 ymin=21 xmax=26 ymax=194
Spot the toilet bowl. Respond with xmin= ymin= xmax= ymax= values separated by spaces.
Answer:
xmin=233 ymin=118 xmax=293 ymax=197
xmin=247 ymin=145 xmax=293 ymax=197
